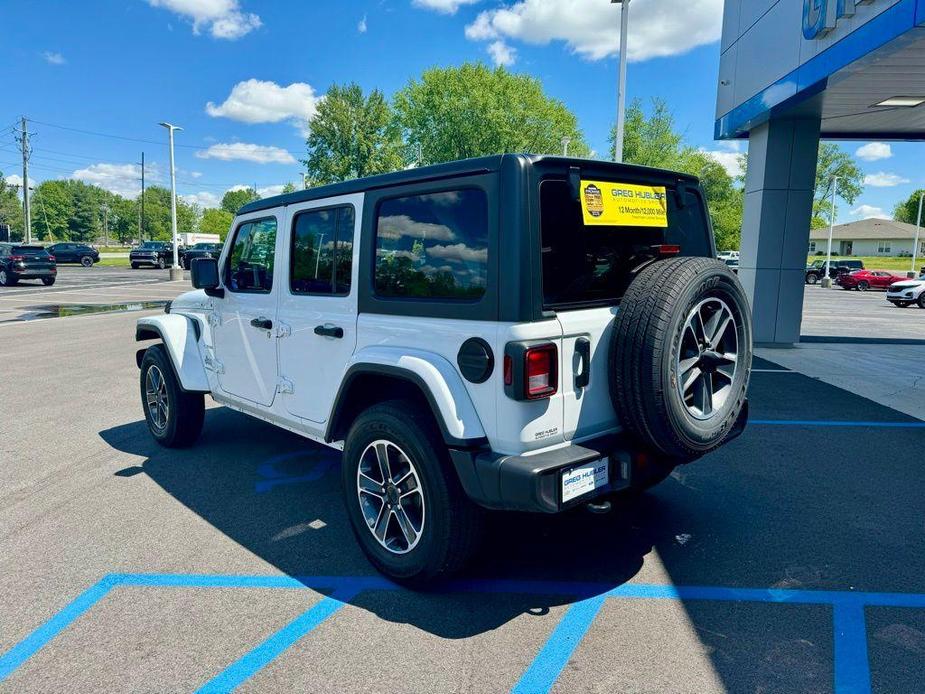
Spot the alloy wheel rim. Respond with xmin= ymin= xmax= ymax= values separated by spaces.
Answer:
xmin=676 ymin=298 xmax=739 ymax=420
xmin=356 ymin=439 xmax=425 ymax=554
xmin=145 ymin=365 xmax=169 ymax=433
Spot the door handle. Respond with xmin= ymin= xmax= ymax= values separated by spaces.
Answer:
xmin=250 ymin=317 xmax=273 ymax=330
xmin=575 ymin=337 xmax=591 ymax=389
xmin=314 ymin=324 xmax=344 ymax=339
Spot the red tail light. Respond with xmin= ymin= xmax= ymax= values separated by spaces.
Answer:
xmin=47 ymin=255 xmax=56 ymax=262
xmin=10 ymin=255 xmax=24 ymax=262
xmin=525 ymin=344 xmax=557 ymax=399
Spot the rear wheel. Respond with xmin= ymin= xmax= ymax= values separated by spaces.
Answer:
xmin=80 ymin=256 xmax=93 ymax=267
xmin=0 ymin=269 xmax=15 ymax=286
xmin=139 ymin=344 xmax=204 ymax=448
xmin=806 ymin=273 xmax=819 ymax=285
xmin=858 ymin=280 xmax=870 ymax=291
xmin=341 ymin=400 xmax=483 ymax=584
xmin=42 ymin=277 xmax=56 ymax=286
xmin=609 ymin=257 xmax=752 ymax=460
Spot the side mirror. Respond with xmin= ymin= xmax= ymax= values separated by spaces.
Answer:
xmin=191 ymin=257 xmax=224 ymax=298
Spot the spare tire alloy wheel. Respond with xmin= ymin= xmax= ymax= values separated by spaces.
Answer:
xmin=357 ymin=440 xmax=425 ymax=554
xmin=610 ymin=257 xmax=752 ymax=460
xmin=676 ymin=298 xmax=738 ymax=420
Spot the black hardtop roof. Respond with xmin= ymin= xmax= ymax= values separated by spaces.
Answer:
xmin=237 ymin=153 xmax=700 ymax=216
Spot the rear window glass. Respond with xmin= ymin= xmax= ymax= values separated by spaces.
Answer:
xmin=13 ymin=246 xmax=48 ymax=256
xmin=374 ymin=189 xmax=488 ymax=300
xmin=540 ymin=179 xmax=711 ymax=309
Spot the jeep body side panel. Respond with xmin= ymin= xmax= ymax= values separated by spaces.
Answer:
xmin=136 ymin=314 xmax=209 ymax=392
xmin=334 ymin=343 xmax=487 ymax=444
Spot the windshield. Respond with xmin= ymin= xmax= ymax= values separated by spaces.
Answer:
xmin=139 ymin=242 xmax=165 ymax=249
xmin=192 ymin=243 xmax=218 ymax=250
xmin=540 ymin=179 xmax=711 ymax=309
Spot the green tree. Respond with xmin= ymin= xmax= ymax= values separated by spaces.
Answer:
xmin=0 ymin=171 xmax=26 ymax=241
xmin=611 ymin=98 xmax=744 ymax=250
xmin=281 ymin=182 xmax=297 ymax=194
xmin=393 ymin=63 xmax=589 ymax=165
xmin=221 ymin=188 xmax=259 ymax=214
xmin=893 ymin=189 xmax=925 ymax=224
xmin=812 ymin=143 xmax=863 ymax=228
xmin=303 ymin=82 xmax=404 ymax=184
xmin=141 ymin=186 xmax=197 ymax=240
xmin=201 ymin=208 xmax=234 ymax=240
xmin=32 ymin=180 xmax=76 ymax=241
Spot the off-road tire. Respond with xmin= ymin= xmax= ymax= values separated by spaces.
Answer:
xmin=139 ymin=344 xmax=204 ymax=448
xmin=341 ymin=399 xmax=483 ymax=585
xmin=609 ymin=257 xmax=752 ymax=460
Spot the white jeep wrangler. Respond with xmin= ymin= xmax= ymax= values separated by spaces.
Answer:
xmin=136 ymin=155 xmax=752 ymax=583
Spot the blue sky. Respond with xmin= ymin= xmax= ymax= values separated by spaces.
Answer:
xmin=0 ymin=0 xmax=920 ymax=223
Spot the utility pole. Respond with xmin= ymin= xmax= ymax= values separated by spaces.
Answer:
xmin=18 ymin=117 xmax=32 ymax=244
xmin=912 ymin=191 xmax=923 ymax=277
xmin=822 ymin=176 xmax=839 ymax=289
xmin=138 ymin=152 xmax=146 ymax=242
xmin=158 ymin=122 xmax=183 ymax=280
xmin=611 ymin=0 xmax=631 ymax=163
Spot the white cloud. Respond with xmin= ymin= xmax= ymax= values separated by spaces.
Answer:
xmin=5 ymin=174 xmax=33 ymax=192
xmin=699 ymin=148 xmax=744 ymax=178
xmin=71 ymin=163 xmax=162 ymax=198
xmin=146 ymin=0 xmax=261 ymax=40
xmin=855 ymin=142 xmax=892 ymax=162
xmin=863 ymin=171 xmax=910 ymax=188
xmin=42 ymin=51 xmax=65 ymax=65
xmin=413 ymin=0 xmax=482 ymax=14
xmin=257 ymin=184 xmax=287 ymax=198
xmin=358 ymin=14 xmax=367 ymax=33
xmin=487 ymin=40 xmax=517 ymax=66
xmin=850 ymin=204 xmax=889 ymax=220
xmin=195 ymin=142 xmax=296 ymax=165
xmin=181 ymin=191 xmax=221 ymax=209
xmin=465 ymin=0 xmax=722 ymax=62
xmin=428 ymin=243 xmax=488 ymax=263
xmin=378 ymin=215 xmax=457 ymax=242
xmin=206 ymin=79 xmax=320 ymax=132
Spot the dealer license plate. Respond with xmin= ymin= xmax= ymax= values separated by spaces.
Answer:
xmin=561 ymin=458 xmax=609 ymax=503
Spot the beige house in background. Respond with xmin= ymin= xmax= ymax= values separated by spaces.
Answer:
xmin=808 ymin=219 xmax=924 ymax=257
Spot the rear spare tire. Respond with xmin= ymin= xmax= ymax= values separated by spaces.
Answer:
xmin=609 ymin=257 xmax=752 ymax=459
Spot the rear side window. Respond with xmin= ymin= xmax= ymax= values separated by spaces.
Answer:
xmin=374 ymin=189 xmax=488 ymax=300
xmin=290 ymin=206 xmax=355 ymax=295
xmin=225 ymin=217 xmax=277 ymax=293
xmin=540 ymin=180 xmax=711 ymax=309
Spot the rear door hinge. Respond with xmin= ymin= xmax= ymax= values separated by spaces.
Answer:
xmin=276 ymin=322 xmax=292 ymax=339
xmin=278 ymin=377 xmax=294 ymax=395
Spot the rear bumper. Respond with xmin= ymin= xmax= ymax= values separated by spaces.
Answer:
xmin=12 ymin=268 xmax=56 ymax=278
xmin=451 ymin=399 xmax=749 ymax=513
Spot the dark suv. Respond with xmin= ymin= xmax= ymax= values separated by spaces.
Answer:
xmin=181 ymin=242 xmax=222 ymax=270
xmin=0 ymin=243 xmax=57 ymax=286
xmin=130 ymin=241 xmax=173 ymax=269
xmin=805 ymin=258 xmax=863 ymax=284
xmin=46 ymin=243 xmax=100 ymax=267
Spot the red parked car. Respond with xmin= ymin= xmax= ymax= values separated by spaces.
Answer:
xmin=836 ymin=269 xmax=907 ymax=291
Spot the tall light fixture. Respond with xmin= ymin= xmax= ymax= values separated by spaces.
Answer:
xmin=159 ymin=122 xmax=183 ymax=280
xmin=611 ymin=0 xmax=630 ymax=163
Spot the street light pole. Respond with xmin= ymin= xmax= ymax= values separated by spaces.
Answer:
xmin=561 ymin=136 xmax=571 ymax=156
xmin=611 ymin=0 xmax=630 ymax=163
xmin=911 ymin=191 xmax=923 ymax=277
xmin=822 ymin=176 xmax=839 ymax=289
xmin=159 ymin=122 xmax=183 ymax=280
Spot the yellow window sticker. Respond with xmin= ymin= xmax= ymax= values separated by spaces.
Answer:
xmin=580 ymin=180 xmax=669 ymax=228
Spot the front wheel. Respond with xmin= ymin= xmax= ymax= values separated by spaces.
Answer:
xmin=80 ymin=256 xmax=93 ymax=267
xmin=919 ymin=294 xmax=925 ymax=309
xmin=131 ymin=263 xmax=139 ymax=269
xmin=139 ymin=344 xmax=204 ymax=448
xmin=858 ymin=281 xmax=870 ymax=291
xmin=342 ymin=400 xmax=483 ymax=585
xmin=806 ymin=273 xmax=819 ymax=285
xmin=157 ymin=257 xmax=167 ymax=270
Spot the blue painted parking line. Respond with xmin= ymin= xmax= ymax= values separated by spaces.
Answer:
xmin=196 ymin=589 xmax=358 ymax=694
xmin=751 ymin=419 xmax=925 ymax=428
xmin=3 ymin=574 xmax=924 ymax=692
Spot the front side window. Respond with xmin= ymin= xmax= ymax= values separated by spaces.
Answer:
xmin=225 ymin=218 xmax=277 ymax=292
xmin=374 ymin=189 xmax=488 ymax=300
xmin=290 ymin=206 xmax=355 ymax=295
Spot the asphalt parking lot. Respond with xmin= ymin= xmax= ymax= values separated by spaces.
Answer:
xmin=1 ymin=270 xmax=923 ymax=692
